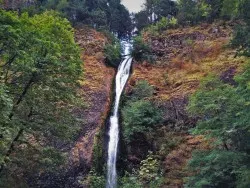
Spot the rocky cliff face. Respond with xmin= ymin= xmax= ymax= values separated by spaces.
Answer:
xmin=125 ymin=22 xmax=247 ymax=187
xmin=66 ymin=27 xmax=115 ymax=186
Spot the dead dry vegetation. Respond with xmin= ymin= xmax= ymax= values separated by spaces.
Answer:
xmin=70 ymin=27 xmax=115 ymax=171
xmin=130 ymin=23 xmax=247 ymax=100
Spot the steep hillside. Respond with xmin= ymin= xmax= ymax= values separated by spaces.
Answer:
xmin=69 ymin=27 xmax=115 ymax=184
xmin=132 ymin=23 xmax=246 ymax=99
xmin=125 ymin=23 xmax=247 ymax=187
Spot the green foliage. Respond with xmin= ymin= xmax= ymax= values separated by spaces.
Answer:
xmin=0 ymin=9 xmax=82 ymax=184
xmin=158 ymin=132 xmax=184 ymax=157
xmin=133 ymin=0 xmax=248 ymax=30
xmin=129 ymin=80 xmax=154 ymax=101
xmin=177 ymin=0 xmax=212 ymax=24
xmin=82 ymin=171 xmax=106 ymax=188
xmin=122 ymin=80 xmax=161 ymax=142
xmin=187 ymin=75 xmax=250 ymax=143
xmin=92 ymin=131 xmax=105 ymax=174
xmin=138 ymin=152 xmax=161 ymax=183
xmin=119 ymin=153 xmax=163 ymax=188
xmin=133 ymin=0 xmax=177 ymax=32
xmin=122 ymin=100 xmax=162 ymax=142
xmin=186 ymin=150 xmax=248 ymax=188
xmin=104 ymin=42 xmax=122 ymax=67
xmin=221 ymin=0 xmax=242 ymax=19
xmin=204 ymin=0 xmax=224 ymax=21
xmin=109 ymin=3 xmax=133 ymax=38
xmin=186 ymin=62 xmax=250 ymax=187
xmin=133 ymin=10 xmax=149 ymax=32
xmin=231 ymin=0 xmax=250 ymax=56
xmin=146 ymin=17 xmax=178 ymax=36
xmin=154 ymin=0 xmax=178 ymax=18
xmin=3 ymin=0 xmax=132 ymax=39
xmin=119 ymin=173 xmax=143 ymax=188
xmin=131 ymin=36 xmax=155 ymax=63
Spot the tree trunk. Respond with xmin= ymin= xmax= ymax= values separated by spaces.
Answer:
xmin=9 ymin=73 xmax=36 ymax=119
xmin=0 ymin=128 xmax=24 ymax=174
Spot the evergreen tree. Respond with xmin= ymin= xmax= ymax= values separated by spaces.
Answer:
xmin=134 ymin=0 xmax=177 ymax=32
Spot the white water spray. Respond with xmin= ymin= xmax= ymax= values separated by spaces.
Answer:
xmin=107 ymin=45 xmax=132 ymax=188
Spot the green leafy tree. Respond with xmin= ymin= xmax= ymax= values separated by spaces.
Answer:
xmin=177 ymin=0 xmax=197 ymax=24
xmin=2 ymin=0 xmax=132 ymax=38
xmin=177 ymin=0 xmax=212 ymax=24
xmin=205 ymin=0 xmax=223 ymax=21
xmin=186 ymin=64 xmax=250 ymax=187
xmin=122 ymin=100 xmax=162 ymax=142
xmin=122 ymin=80 xmax=162 ymax=142
xmin=119 ymin=174 xmax=143 ymax=188
xmin=155 ymin=0 xmax=178 ymax=18
xmin=133 ymin=10 xmax=149 ymax=32
xmin=186 ymin=150 xmax=248 ymax=188
xmin=0 ymin=10 xmax=82 ymax=184
xmin=104 ymin=42 xmax=122 ymax=67
xmin=221 ymin=0 xmax=243 ymax=19
xmin=129 ymin=80 xmax=154 ymax=101
xmin=109 ymin=3 xmax=133 ymax=38
xmin=133 ymin=0 xmax=177 ymax=32
xmin=131 ymin=36 xmax=154 ymax=63
xmin=231 ymin=0 xmax=250 ymax=56
xmin=138 ymin=152 xmax=161 ymax=183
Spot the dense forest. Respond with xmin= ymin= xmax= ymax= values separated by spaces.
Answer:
xmin=0 ymin=0 xmax=250 ymax=187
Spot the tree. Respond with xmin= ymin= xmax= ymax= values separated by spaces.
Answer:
xmin=186 ymin=150 xmax=248 ymax=188
xmin=221 ymin=0 xmax=242 ymax=19
xmin=134 ymin=10 xmax=149 ymax=32
xmin=104 ymin=42 xmax=121 ymax=67
xmin=131 ymin=36 xmax=153 ymax=62
xmin=177 ymin=0 xmax=212 ymax=24
xmin=177 ymin=0 xmax=197 ymax=24
xmin=134 ymin=0 xmax=177 ymax=32
xmin=186 ymin=65 xmax=250 ymax=187
xmin=122 ymin=100 xmax=162 ymax=142
xmin=154 ymin=0 xmax=178 ymax=18
xmin=122 ymin=80 xmax=162 ymax=142
xmin=111 ymin=4 xmax=132 ymax=38
xmin=205 ymin=0 xmax=223 ymax=21
xmin=231 ymin=0 xmax=250 ymax=56
xmin=1 ymin=0 xmax=133 ymax=38
xmin=0 ymin=10 xmax=82 ymax=185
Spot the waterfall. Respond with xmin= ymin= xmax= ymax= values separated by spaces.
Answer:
xmin=106 ymin=45 xmax=132 ymax=188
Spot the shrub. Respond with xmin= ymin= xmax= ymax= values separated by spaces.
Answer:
xmin=119 ymin=155 xmax=163 ymax=188
xmin=83 ymin=171 xmax=106 ymax=188
xmin=119 ymin=173 xmax=143 ymax=188
xmin=130 ymin=80 xmax=154 ymax=101
xmin=104 ymin=42 xmax=121 ymax=67
xmin=146 ymin=17 xmax=178 ymax=35
xmin=131 ymin=36 xmax=155 ymax=63
xmin=122 ymin=100 xmax=162 ymax=142
xmin=139 ymin=153 xmax=159 ymax=183
xmin=138 ymin=152 xmax=164 ymax=187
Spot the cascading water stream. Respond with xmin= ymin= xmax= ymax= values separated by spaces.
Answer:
xmin=106 ymin=45 xmax=132 ymax=188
